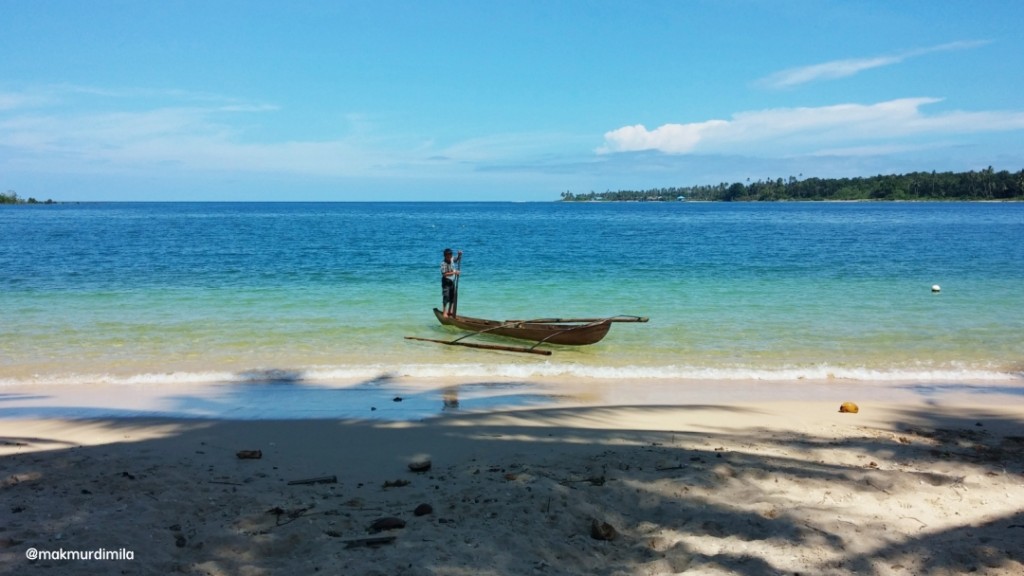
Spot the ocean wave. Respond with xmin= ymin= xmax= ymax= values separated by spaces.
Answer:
xmin=2 ymin=362 xmax=1020 ymax=388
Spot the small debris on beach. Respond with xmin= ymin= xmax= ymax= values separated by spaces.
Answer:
xmin=839 ymin=402 xmax=860 ymax=414
xmin=408 ymin=459 xmax=432 ymax=473
xmin=590 ymin=518 xmax=617 ymax=541
xmin=414 ymin=503 xmax=433 ymax=516
xmin=368 ymin=517 xmax=406 ymax=533
xmin=344 ymin=535 xmax=397 ymax=548
xmin=286 ymin=475 xmax=337 ymax=486
xmin=236 ymin=449 xmax=262 ymax=459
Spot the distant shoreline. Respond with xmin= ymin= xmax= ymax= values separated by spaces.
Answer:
xmin=559 ymin=198 xmax=1023 ymax=203
xmin=3 ymin=198 xmax=1023 ymax=205
xmin=558 ymin=168 xmax=1024 ymax=202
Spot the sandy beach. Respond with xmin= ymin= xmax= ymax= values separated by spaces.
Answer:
xmin=2 ymin=379 xmax=1023 ymax=575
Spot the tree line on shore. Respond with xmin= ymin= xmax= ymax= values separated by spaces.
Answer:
xmin=1 ymin=190 xmax=56 ymax=205
xmin=559 ymin=168 xmax=1024 ymax=202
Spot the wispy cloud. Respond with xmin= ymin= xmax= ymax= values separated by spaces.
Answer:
xmin=0 ymin=86 xmax=358 ymax=176
xmin=0 ymin=85 xmax=570 ymax=180
xmin=0 ymin=84 xmax=266 ymax=109
xmin=757 ymin=40 xmax=991 ymax=89
xmin=600 ymin=97 xmax=1024 ymax=156
xmin=1 ymin=106 xmax=392 ymax=176
xmin=0 ymin=89 xmax=58 ymax=111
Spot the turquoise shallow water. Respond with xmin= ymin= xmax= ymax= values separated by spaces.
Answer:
xmin=1 ymin=201 xmax=1022 ymax=387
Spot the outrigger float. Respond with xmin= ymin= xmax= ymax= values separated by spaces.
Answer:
xmin=404 ymin=308 xmax=649 ymax=355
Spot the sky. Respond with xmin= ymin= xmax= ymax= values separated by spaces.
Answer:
xmin=2 ymin=0 xmax=1023 ymax=201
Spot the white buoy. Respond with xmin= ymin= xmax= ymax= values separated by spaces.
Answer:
xmin=931 ymin=284 xmax=941 ymax=293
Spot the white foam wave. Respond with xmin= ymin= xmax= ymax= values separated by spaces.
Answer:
xmin=1 ymin=362 xmax=1019 ymax=388
xmin=310 ymin=363 xmax=1022 ymax=383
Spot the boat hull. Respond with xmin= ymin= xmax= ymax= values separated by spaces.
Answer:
xmin=433 ymin=309 xmax=611 ymax=346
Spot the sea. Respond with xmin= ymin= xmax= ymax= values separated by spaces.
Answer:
xmin=1 ymin=201 xmax=1022 ymax=416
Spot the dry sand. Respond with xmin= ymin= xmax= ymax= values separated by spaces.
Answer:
xmin=2 ymin=381 xmax=1023 ymax=575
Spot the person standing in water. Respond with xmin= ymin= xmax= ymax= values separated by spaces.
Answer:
xmin=440 ymin=248 xmax=462 ymax=317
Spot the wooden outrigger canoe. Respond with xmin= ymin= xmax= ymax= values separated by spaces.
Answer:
xmin=404 ymin=309 xmax=648 ymax=355
xmin=434 ymin=308 xmax=614 ymax=345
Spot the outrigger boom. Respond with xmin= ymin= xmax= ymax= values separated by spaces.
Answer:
xmin=508 ymin=315 xmax=649 ymax=324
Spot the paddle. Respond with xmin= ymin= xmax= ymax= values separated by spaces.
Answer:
xmin=452 ymin=250 xmax=461 ymax=317
xmin=404 ymin=336 xmax=552 ymax=356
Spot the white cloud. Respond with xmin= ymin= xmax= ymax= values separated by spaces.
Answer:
xmin=758 ymin=40 xmax=991 ymax=89
xmin=597 ymin=120 xmax=729 ymax=155
xmin=600 ymin=98 xmax=1024 ymax=156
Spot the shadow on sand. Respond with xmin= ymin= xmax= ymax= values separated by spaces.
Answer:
xmin=2 ymin=374 xmax=1023 ymax=575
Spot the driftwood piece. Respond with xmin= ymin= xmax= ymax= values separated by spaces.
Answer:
xmin=655 ymin=464 xmax=686 ymax=472
xmin=287 ymin=475 xmax=337 ymax=486
xmin=267 ymin=505 xmax=312 ymax=526
xmin=561 ymin=475 xmax=606 ymax=486
xmin=236 ymin=450 xmax=262 ymax=459
xmin=368 ymin=517 xmax=406 ymax=533
xmin=343 ymin=535 xmax=397 ymax=548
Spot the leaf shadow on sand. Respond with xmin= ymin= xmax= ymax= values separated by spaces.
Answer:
xmin=1 ymin=376 xmax=1023 ymax=575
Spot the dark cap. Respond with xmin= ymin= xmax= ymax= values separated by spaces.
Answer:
xmin=443 ymin=248 xmax=453 ymax=255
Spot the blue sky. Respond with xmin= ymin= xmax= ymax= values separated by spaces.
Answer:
xmin=2 ymin=0 xmax=1022 ymax=201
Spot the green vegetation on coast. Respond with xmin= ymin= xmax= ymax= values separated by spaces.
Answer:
xmin=560 ymin=168 xmax=1024 ymax=202
xmin=1 ymin=190 xmax=56 ymax=205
